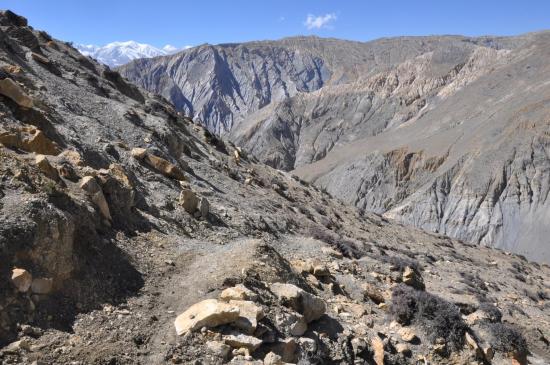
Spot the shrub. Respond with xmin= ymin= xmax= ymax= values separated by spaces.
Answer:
xmin=379 ymin=254 xmax=421 ymax=272
xmin=486 ymin=323 xmax=528 ymax=357
xmin=459 ymin=272 xmax=488 ymax=293
xmin=390 ymin=284 xmax=467 ymax=351
xmin=477 ymin=302 xmax=502 ymax=323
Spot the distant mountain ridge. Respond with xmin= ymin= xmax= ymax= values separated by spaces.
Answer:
xmin=75 ymin=41 xmax=187 ymax=67
xmin=117 ymin=32 xmax=550 ymax=263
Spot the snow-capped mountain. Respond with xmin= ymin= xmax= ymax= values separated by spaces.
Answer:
xmin=75 ymin=41 xmax=185 ymax=67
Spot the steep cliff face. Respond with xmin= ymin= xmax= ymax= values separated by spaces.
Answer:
xmin=292 ymin=32 xmax=550 ymax=262
xmin=118 ymin=36 xmax=494 ymax=134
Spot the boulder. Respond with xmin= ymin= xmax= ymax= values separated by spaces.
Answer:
xmin=59 ymin=149 xmax=84 ymax=166
xmin=275 ymin=311 xmax=308 ymax=336
xmin=270 ymin=283 xmax=325 ymax=323
xmin=263 ymin=352 xmax=284 ymax=365
xmin=132 ymin=147 xmax=186 ymax=180
xmin=223 ymin=332 xmax=262 ymax=351
xmin=79 ymin=176 xmax=112 ymax=221
xmin=35 ymin=154 xmax=59 ymax=181
xmin=229 ymin=300 xmax=264 ymax=334
xmin=351 ymin=337 xmax=368 ymax=356
xmin=290 ymin=259 xmax=313 ymax=274
xmin=179 ymin=189 xmax=199 ymax=214
xmin=145 ymin=153 xmax=185 ymax=180
xmin=0 ymin=10 xmax=28 ymax=26
xmin=395 ymin=343 xmax=411 ymax=355
xmin=465 ymin=332 xmax=483 ymax=358
xmin=199 ymin=197 xmax=210 ymax=217
xmin=0 ymin=128 xmax=60 ymax=155
xmin=321 ymin=246 xmax=343 ymax=259
xmin=206 ymin=340 xmax=231 ymax=360
xmin=31 ymin=52 xmax=50 ymax=65
xmin=220 ymin=284 xmax=258 ymax=302
xmin=402 ymin=266 xmax=425 ymax=290
xmin=0 ymin=77 xmax=33 ymax=108
xmin=174 ymin=299 xmax=240 ymax=335
xmin=31 ymin=277 xmax=53 ymax=294
xmin=271 ymin=338 xmax=297 ymax=363
xmin=371 ymin=336 xmax=385 ymax=365
xmin=3 ymin=339 xmax=31 ymax=353
xmin=312 ymin=264 xmax=330 ymax=277
xmin=11 ymin=268 xmax=32 ymax=292
xmin=362 ymin=282 xmax=385 ymax=304
xmin=130 ymin=147 xmax=147 ymax=159
xmin=398 ymin=327 xmax=417 ymax=342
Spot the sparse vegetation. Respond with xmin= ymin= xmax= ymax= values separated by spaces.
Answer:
xmin=379 ymin=254 xmax=421 ymax=272
xmin=390 ymin=284 xmax=467 ymax=351
xmin=477 ymin=301 xmax=502 ymax=323
xmin=486 ymin=323 xmax=528 ymax=357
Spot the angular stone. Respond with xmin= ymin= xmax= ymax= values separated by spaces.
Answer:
xmin=145 ymin=153 xmax=185 ymax=180
xmin=174 ymin=299 xmax=240 ymax=335
xmin=0 ymin=77 xmax=33 ymax=108
xmin=219 ymin=284 xmax=258 ymax=302
xmin=312 ymin=264 xmax=330 ymax=277
xmin=79 ymin=176 xmax=112 ymax=221
xmin=351 ymin=337 xmax=368 ymax=355
xmin=363 ymin=282 xmax=385 ymax=304
xmin=229 ymin=300 xmax=264 ymax=334
xmin=371 ymin=336 xmax=385 ymax=365
xmin=0 ymin=129 xmax=59 ymax=155
xmin=398 ymin=327 xmax=417 ymax=342
xmin=402 ymin=266 xmax=425 ymax=290
xmin=11 ymin=268 xmax=32 ymax=292
xmin=31 ymin=277 xmax=54 ymax=294
xmin=132 ymin=147 xmax=186 ymax=180
xmin=223 ymin=333 xmax=262 ymax=351
xmin=270 ymin=283 xmax=325 ymax=323
xmin=31 ymin=52 xmax=50 ymax=65
xmin=271 ymin=338 xmax=297 ymax=363
xmin=395 ymin=343 xmax=411 ymax=355
xmin=179 ymin=189 xmax=199 ymax=214
xmin=131 ymin=147 xmax=147 ymax=159
xmin=263 ymin=352 xmax=283 ymax=365
xmin=3 ymin=339 xmax=31 ymax=353
xmin=35 ymin=154 xmax=59 ymax=181
xmin=321 ymin=246 xmax=343 ymax=259
xmin=290 ymin=259 xmax=313 ymax=274
xmin=206 ymin=340 xmax=231 ymax=360
xmin=199 ymin=197 xmax=210 ymax=217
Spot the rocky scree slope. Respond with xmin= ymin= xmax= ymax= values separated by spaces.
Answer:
xmin=0 ymin=10 xmax=549 ymax=365
xmin=120 ymin=32 xmax=550 ymax=263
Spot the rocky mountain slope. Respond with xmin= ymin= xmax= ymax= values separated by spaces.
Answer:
xmin=118 ymin=32 xmax=550 ymax=263
xmin=1 ymin=10 xmax=549 ymax=365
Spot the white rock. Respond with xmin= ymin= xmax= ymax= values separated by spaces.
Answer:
xmin=11 ymin=268 xmax=32 ymax=292
xmin=173 ymin=299 xmax=240 ymax=335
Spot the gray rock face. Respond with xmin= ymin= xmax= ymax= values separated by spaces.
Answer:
xmin=119 ymin=32 xmax=550 ymax=262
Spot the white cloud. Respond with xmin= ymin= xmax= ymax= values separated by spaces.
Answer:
xmin=162 ymin=44 xmax=178 ymax=53
xmin=162 ymin=45 xmax=193 ymax=54
xmin=304 ymin=13 xmax=337 ymax=30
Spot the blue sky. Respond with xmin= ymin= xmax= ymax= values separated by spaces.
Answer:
xmin=2 ymin=0 xmax=549 ymax=48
